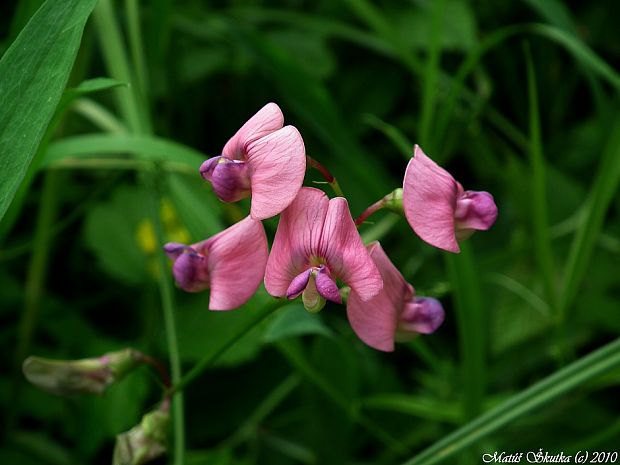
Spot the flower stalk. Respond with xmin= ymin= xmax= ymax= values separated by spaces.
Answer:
xmin=306 ymin=155 xmax=345 ymax=197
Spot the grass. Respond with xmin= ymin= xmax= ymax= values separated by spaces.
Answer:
xmin=1 ymin=1 xmax=619 ymax=465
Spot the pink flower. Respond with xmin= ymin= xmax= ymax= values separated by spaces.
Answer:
xmin=164 ymin=216 xmax=268 ymax=310
xmin=200 ymin=103 xmax=306 ymax=220
xmin=347 ymin=242 xmax=445 ymax=352
xmin=403 ymin=145 xmax=498 ymax=253
xmin=265 ymin=187 xmax=382 ymax=312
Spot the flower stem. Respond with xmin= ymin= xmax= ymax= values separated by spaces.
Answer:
xmin=169 ymin=300 xmax=284 ymax=395
xmin=306 ymin=155 xmax=344 ymax=197
xmin=355 ymin=188 xmax=403 ymax=226
xmin=354 ymin=198 xmax=386 ymax=226
xmin=136 ymin=351 xmax=172 ymax=389
xmin=146 ymin=175 xmax=185 ymax=465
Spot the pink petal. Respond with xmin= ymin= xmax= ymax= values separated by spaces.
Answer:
xmin=346 ymin=242 xmax=413 ymax=352
xmin=403 ymin=145 xmax=460 ymax=253
xmin=318 ymin=197 xmax=383 ymax=301
xmin=222 ymin=103 xmax=284 ymax=160
xmin=246 ymin=125 xmax=306 ymax=220
xmin=264 ymin=187 xmax=329 ymax=298
xmin=199 ymin=216 xmax=268 ymax=310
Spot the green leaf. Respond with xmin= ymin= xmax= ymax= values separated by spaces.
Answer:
xmin=263 ymin=304 xmax=333 ymax=343
xmin=399 ymin=337 xmax=620 ymax=465
xmin=66 ymin=77 xmax=126 ymax=96
xmin=0 ymin=0 xmax=99 ymax=222
xmin=363 ymin=393 xmax=461 ymax=423
xmin=42 ymin=133 xmax=206 ymax=170
xmin=175 ymin=290 xmax=276 ymax=367
xmin=83 ymin=186 xmax=151 ymax=285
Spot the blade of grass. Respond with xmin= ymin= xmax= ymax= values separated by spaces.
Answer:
xmin=435 ymin=23 xmax=620 ymax=150
xmin=361 ymin=113 xmax=412 ymax=159
xmin=42 ymin=133 xmax=205 ymax=169
xmin=93 ymin=0 xmax=149 ymax=134
xmin=558 ymin=117 xmax=620 ymax=318
xmin=71 ymin=98 xmax=128 ymax=133
xmin=400 ymin=336 xmax=620 ymax=465
xmin=419 ymin=0 xmax=444 ymax=147
xmin=445 ymin=243 xmax=486 ymax=423
xmin=524 ymin=43 xmax=558 ymax=315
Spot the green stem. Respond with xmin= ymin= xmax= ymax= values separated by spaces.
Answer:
xmin=146 ymin=172 xmax=185 ymax=465
xmin=170 ymin=300 xmax=284 ymax=394
xmin=354 ymin=198 xmax=385 ymax=226
xmin=399 ymin=337 xmax=620 ymax=465
xmin=306 ymin=155 xmax=344 ymax=197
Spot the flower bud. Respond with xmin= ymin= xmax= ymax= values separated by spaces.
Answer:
xmin=383 ymin=188 xmax=403 ymax=214
xmin=113 ymin=403 xmax=170 ymax=465
xmin=395 ymin=297 xmax=445 ymax=342
xmin=200 ymin=156 xmax=251 ymax=202
xmin=22 ymin=348 xmax=141 ymax=396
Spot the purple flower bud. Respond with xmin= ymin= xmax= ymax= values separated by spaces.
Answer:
xmin=163 ymin=243 xmax=187 ymax=260
xmin=397 ymin=297 xmax=445 ymax=340
xmin=200 ymin=156 xmax=251 ymax=203
xmin=454 ymin=190 xmax=498 ymax=240
xmin=170 ymin=249 xmax=209 ymax=293
xmin=315 ymin=266 xmax=342 ymax=304
xmin=286 ymin=269 xmax=312 ymax=299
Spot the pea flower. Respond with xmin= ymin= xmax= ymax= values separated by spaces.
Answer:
xmin=403 ymin=145 xmax=498 ymax=253
xmin=200 ymin=103 xmax=306 ymax=220
xmin=347 ymin=242 xmax=444 ymax=352
xmin=265 ymin=187 xmax=382 ymax=313
xmin=164 ymin=216 xmax=268 ymax=310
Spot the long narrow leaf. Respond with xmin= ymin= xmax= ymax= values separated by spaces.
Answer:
xmin=400 ymin=337 xmax=620 ymax=465
xmin=42 ymin=134 xmax=206 ymax=170
xmin=0 ymin=0 xmax=99 ymax=222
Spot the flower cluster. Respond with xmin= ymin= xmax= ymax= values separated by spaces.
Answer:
xmin=164 ymin=103 xmax=498 ymax=351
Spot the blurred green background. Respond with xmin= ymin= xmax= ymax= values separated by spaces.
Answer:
xmin=1 ymin=0 xmax=619 ymax=464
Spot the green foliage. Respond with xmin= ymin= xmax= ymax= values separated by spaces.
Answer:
xmin=2 ymin=0 xmax=620 ymax=465
xmin=0 ymin=0 xmax=99 ymax=221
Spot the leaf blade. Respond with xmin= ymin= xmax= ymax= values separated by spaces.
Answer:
xmin=0 ymin=0 xmax=99 ymax=222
